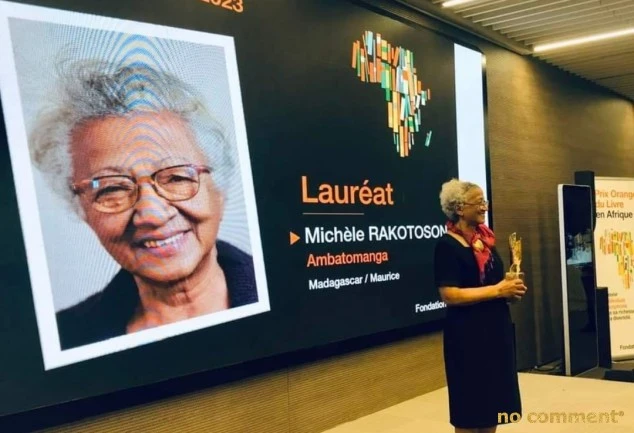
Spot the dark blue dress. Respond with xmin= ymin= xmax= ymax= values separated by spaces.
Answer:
xmin=434 ymin=234 xmax=522 ymax=428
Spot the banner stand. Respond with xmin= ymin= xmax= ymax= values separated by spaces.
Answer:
xmin=589 ymin=172 xmax=634 ymax=362
xmin=575 ymin=171 xmax=634 ymax=371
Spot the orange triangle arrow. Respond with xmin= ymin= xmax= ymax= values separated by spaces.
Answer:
xmin=290 ymin=232 xmax=300 ymax=245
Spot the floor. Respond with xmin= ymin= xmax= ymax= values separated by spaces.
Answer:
xmin=322 ymin=371 xmax=634 ymax=433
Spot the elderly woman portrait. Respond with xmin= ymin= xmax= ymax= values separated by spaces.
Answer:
xmin=434 ymin=179 xmax=525 ymax=433
xmin=28 ymin=61 xmax=258 ymax=350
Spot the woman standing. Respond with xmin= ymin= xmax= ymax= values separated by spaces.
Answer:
xmin=434 ymin=179 xmax=525 ymax=433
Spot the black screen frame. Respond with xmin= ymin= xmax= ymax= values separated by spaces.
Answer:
xmin=0 ymin=0 xmax=494 ymax=430
xmin=558 ymin=184 xmax=599 ymax=376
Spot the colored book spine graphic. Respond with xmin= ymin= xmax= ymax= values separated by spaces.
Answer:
xmin=599 ymin=230 xmax=634 ymax=289
xmin=352 ymin=31 xmax=432 ymax=158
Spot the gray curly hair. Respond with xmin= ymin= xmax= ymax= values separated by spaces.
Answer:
xmin=439 ymin=178 xmax=480 ymax=222
xmin=29 ymin=59 xmax=234 ymax=216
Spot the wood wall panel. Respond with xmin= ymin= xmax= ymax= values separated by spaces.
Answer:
xmin=40 ymin=372 xmax=290 ymax=433
xmin=287 ymin=332 xmax=445 ymax=433
xmin=37 ymin=333 xmax=445 ymax=433
xmin=482 ymin=46 xmax=634 ymax=368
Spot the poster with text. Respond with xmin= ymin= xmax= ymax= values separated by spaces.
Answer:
xmin=594 ymin=177 xmax=634 ymax=360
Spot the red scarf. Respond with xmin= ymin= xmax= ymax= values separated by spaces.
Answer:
xmin=447 ymin=221 xmax=496 ymax=282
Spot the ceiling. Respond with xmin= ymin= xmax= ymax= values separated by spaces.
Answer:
xmin=401 ymin=0 xmax=634 ymax=101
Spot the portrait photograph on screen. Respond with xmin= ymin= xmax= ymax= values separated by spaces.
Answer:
xmin=0 ymin=2 xmax=270 ymax=370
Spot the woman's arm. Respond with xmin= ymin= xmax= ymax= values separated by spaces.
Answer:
xmin=439 ymin=278 xmax=526 ymax=307
xmin=439 ymin=284 xmax=500 ymax=306
xmin=434 ymin=239 xmax=527 ymax=306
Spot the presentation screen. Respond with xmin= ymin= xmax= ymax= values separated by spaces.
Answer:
xmin=0 ymin=0 xmax=490 ymax=418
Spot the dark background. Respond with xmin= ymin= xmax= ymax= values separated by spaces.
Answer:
xmin=562 ymin=185 xmax=592 ymax=243
xmin=0 ymin=0 xmax=477 ymax=421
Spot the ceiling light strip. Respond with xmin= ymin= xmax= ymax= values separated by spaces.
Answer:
xmin=442 ymin=0 xmax=479 ymax=8
xmin=534 ymin=27 xmax=634 ymax=52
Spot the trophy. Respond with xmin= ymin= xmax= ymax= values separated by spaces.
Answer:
xmin=506 ymin=232 xmax=524 ymax=303
xmin=508 ymin=232 xmax=522 ymax=279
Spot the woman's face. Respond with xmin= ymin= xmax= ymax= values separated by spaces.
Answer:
xmin=70 ymin=111 xmax=224 ymax=284
xmin=459 ymin=186 xmax=487 ymax=226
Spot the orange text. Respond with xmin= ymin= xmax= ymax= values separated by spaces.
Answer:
xmin=302 ymin=176 xmax=394 ymax=206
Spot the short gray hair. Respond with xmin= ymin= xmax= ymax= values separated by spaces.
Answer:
xmin=29 ymin=59 xmax=234 ymax=215
xmin=439 ymin=178 xmax=480 ymax=221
